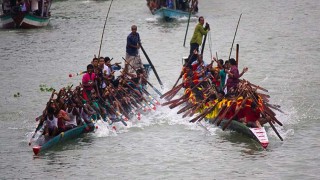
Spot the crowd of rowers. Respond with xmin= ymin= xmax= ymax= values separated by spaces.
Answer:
xmin=163 ymin=50 xmax=282 ymax=129
xmin=36 ymin=56 xmax=159 ymax=138
xmin=146 ymin=0 xmax=199 ymax=14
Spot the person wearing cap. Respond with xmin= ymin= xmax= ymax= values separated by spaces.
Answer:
xmin=125 ymin=25 xmax=143 ymax=73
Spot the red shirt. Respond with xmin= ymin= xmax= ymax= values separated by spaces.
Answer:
xmin=82 ymin=73 xmax=96 ymax=91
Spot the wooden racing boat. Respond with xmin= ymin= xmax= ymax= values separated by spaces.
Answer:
xmin=31 ymin=63 xmax=153 ymax=155
xmin=32 ymin=121 xmax=95 ymax=155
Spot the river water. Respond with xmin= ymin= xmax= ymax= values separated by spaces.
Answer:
xmin=0 ymin=0 xmax=319 ymax=179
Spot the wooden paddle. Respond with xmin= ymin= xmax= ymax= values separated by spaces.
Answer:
xmin=139 ymin=43 xmax=163 ymax=88
xmin=183 ymin=8 xmax=192 ymax=47
xmin=189 ymin=105 xmax=216 ymax=123
xmin=245 ymin=86 xmax=284 ymax=140
xmin=29 ymin=89 xmax=56 ymax=146
xmin=160 ymin=83 xmax=183 ymax=99
xmin=172 ymin=53 xmax=195 ymax=88
xmin=222 ymin=97 xmax=249 ymax=130
xmin=210 ymin=104 xmax=227 ymax=124
xmin=122 ymin=57 xmax=163 ymax=97
xmin=169 ymin=97 xmax=189 ymax=109
xmin=216 ymin=90 xmax=245 ymax=126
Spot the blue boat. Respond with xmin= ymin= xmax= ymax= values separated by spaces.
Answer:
xmin=153 ymin=7 xmax=196 ymax=21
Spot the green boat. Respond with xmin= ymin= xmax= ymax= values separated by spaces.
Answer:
xmin=32 ymin=122 xmax=95 ymax=155
xmin=0 ymin=0 xmax=52 ymax=28
xmin=31 ymin=63 xmax=153 ymax=155
xmin=212 ymin=119 xmax=269 ymax=149
xmin=153 ymin=7 xmax=196 ymax=21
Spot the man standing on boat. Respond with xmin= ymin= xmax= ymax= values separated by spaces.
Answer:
xmin=189 ymin=16 xmax=210 ymax=65
xmin=125 ymin=25 xmax=143 ymax=74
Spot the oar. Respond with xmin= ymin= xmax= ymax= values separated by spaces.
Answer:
xmin=122 ymin=57 xmax=162 ymax=96
xmin=118 ymin=86 xmax=143 ymax=120
xmin=69 ymin=71 xmax=86 ymax=78
xmin=222 ymin=97 xmax=249 ymax=130
xmin=169 ymin=97 xmax=189 ymax=109
xmin=187 ymin=88 xmax=217 ymax=117
xmin=143 ymin=77 xmax=162 ymax=96
xmin=201 ymin=34 xmax=207 ymax=56
xmin=266 ymin=116 xmax=283 ymax=141
xmin=266 ymin=103 xmax=286 ymax=114
xmin=216 ymin=101 xmax=237 ymax=126
xmin=210 ymin=104 xmax=227 ymax=124
xmin=245 ymin=85 xmax=282 ymax=126
xmin=248 ymin=81 xmax=268 ymax=92
xmin=172 ymin=53 xmax=195 ymax=88
xmin=216 ymin=90 xmax=245 ymax=126
xmin=141 ymin=88 xmax=160 ymax=105
xmin=183 ymin=9 xmax=192 ymax=47
xmin=160 ymin=83 xmax=183 ymax=99
xmin=245 ymin=87 xmax=284 ymax=140
xmin=125 ymin=80 xmax=156 ymax=110
xmin=165 ymin=84 xmax=183 ymax=101
xmin=189 ymin=105 xmax=215 ymax=123
xmin=162 ymin=98 xmax=181 ymax=106
xmin=97 ymin=93 xmax=129 ymax=122
xmin=178 ymin=102 xmax=194 ymax=115
xmin=29 ymin=89 xmax=56 ymax=146
xmin=228 ymin=13 xmax=242 ymax=60
xmin=98 ymin=0 xmax=114 ymax=57
xmin=138 ymin=43 xmax=163 ymax=88
xmin=180 ymin=88 xmax=213 ymax=117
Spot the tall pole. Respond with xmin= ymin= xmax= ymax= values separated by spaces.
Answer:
xmin=183 ymin=10 xmax=192 ymax=47
xmin=228 ymin=13 xmax=242 ymax=60
xmin=98 ymin=0 xmax=114 ymax=57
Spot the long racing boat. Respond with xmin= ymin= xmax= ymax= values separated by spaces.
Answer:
xmin=31 ymin=63 xmax=155 ymax=155
xmin=32 ymin=121 xmax=95 ymax=155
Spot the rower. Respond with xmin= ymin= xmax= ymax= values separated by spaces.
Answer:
xmin=65 ymin=100 xmax=80 ymax=130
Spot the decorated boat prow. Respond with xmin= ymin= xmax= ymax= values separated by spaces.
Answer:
xmin=217 ymin=119 xmax=269 ymax=149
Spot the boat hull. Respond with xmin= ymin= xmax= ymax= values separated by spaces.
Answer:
xmin=214 ymin=119 xmax=269 ymax=149
xmin=154 ymin=7 xmax=195 ymax=20
xmin=32 ymin=122 xmax=95 ymax=155
xmin=0 ymin=12 xmax=50 ymax=29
